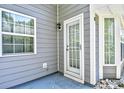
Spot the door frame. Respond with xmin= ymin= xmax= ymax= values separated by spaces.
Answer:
xmin=66 ymin=20 xmax=80 ymax=75
xmin=63 ymin=13 xmax=84 ymax=83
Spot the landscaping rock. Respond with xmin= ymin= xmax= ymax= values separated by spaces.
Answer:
xmin=120 ymin=79 xmax=124 ymax=84
xmin=94 ymin=78 xmax=124 ymax=89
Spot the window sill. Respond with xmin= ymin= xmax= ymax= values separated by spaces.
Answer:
xmin=0 ymin=52 xmax=37 ymax=58
xmin=103 ymin=64 xmax=117 ymax=66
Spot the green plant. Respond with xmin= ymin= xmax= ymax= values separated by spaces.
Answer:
xmin=118 ymin=83 xmax=124 ymax=87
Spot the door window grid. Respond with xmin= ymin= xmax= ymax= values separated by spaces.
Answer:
xmin=69 ymin=22 xmax=80 ymax=69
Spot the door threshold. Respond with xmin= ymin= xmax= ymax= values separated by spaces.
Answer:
xmin=64 ymin=73 xmax=84 ymax=84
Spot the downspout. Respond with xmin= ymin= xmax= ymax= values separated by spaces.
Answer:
xmin=57 ymin=4 xmax=60 ymax=71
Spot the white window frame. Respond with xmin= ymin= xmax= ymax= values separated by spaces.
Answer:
xmin=99 ymin=15 xmax=118 ymax=66
xmin=103 ymin=16 xmax=116 ymax=66
xmin=0 ymin=8 xmax=37 ymax=57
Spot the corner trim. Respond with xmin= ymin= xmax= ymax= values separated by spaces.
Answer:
xmin=90 ymin=5 xmax=96 ymax=85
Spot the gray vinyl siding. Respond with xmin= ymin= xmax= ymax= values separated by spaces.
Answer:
xmin=121 ymin=63 xmax=123 ymax=75
xmin=0 ymin=4 xmax=57 ymax=88
xmin=95 ymin=14 xmax=99 ymax=81
xmin=103 ymin=66 xmax=116 ymax=78
xmin=121 ymin=62 xmax=124 ymax=75
xmin=58 ymin=4 xmax=91 ymax=83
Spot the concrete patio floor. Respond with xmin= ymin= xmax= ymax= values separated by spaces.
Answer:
xmin=11 ymin=72 xmax=93 ymax=89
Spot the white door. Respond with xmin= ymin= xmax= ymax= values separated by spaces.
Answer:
xmin=64 ymin=14 xmax=84 ymax=83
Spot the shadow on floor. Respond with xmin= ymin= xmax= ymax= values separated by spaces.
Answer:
xmin=11 ymin=72 xmax=93 ymax=89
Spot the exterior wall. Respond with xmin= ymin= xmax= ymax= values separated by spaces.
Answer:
xmin=59 ymin=4 xmax=91 ymax=83
xmin=95 ymin=14 xmax=99 ymax=81
xmin=0 ymin=4 xmax=57 ymax=88
xmin=103 ymin=66 xmax=116 ymax=78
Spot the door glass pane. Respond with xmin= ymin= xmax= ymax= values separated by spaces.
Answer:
xmin=68 ymin=20 xmax=80 ymax=69
xmin=104 ymin=18 xmax=115 ymax=64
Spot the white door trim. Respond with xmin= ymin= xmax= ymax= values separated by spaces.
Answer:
xmin=64 ymin=13 xmax=84 ymax=83
xmin=99 ymin=15 xmax=104 ymax=79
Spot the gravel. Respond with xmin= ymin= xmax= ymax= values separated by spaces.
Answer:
xmin=94 ymin=79 xmax=124 ymax=89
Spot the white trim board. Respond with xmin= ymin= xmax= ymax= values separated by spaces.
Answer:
xmin=57 ymin=4 xmax=60 ymax=71
xmin=90 ymin=5 xmax=96 ymax=85
xmin=0 ymin=10 xmax=2 ymax=57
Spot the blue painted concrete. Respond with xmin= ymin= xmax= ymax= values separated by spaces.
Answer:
xmin=11 ymin=73 xmax=93 ymax=89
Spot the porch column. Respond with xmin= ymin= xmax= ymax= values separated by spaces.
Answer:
xmin=90 ymin=5 xmax=96 ymax=85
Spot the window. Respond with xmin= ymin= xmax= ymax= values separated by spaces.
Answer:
xmin=0 ymin=9 xmax=36 ymax=56
xmin=104 ymin=18 xmax=115 ymax=64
